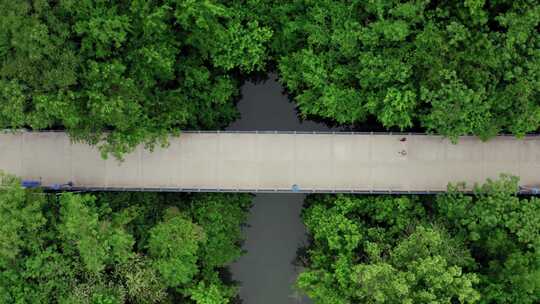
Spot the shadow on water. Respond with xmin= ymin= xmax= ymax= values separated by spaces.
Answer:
xmin=227 ymin=73 xmax=341 ymax=132
xmin=226 ymin=74 xmax=333 ymax=304
xmin=229 ymin=194 xmax=312 ymax=304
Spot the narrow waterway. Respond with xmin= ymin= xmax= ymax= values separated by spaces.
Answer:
xmin=227 ymin=74 xmax=338 ymax=304
xmin=227 ymin=74 xmax=338 ymax=132
xmin=230 ymin=193 xmax=310 ymax=304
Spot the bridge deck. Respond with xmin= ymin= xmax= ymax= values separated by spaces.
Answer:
xmin=0 ymin=131 xmax=538 ymax=192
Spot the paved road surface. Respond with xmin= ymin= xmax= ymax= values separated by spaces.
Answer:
xmin=0 ymin=131 xmax=538 ymax=191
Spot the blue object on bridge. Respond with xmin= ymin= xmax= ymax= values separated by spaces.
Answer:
xmin=292 ymin=184 xmax=300 ymax=193
xmin=50 ymin=184 xmax=61 ymax=190
xmin=50 ymin=182 xmax=74 ymax=190
xmin=22 ymin=180 xmax=41 ymax=188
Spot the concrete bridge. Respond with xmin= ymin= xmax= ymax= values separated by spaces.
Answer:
xmin=0 ymin=131 xmax=538 ymax=193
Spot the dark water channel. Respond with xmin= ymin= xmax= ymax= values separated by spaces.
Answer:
xmin=226 ymin=74 xmax=339 ymax=304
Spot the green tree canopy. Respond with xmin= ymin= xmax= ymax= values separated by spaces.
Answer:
xmin=272 ymin=0 xmax=540 ymax=139
xmin=436 ymin=176 xmax=540 ymax=303
xmin=0 ymin=172 xmax=252 ymax=304
xmin=1 ymin=0 xmax=539 ymax=155
xmin=0 ymin=0 xmax=272 ymax=157
xmin=298 ymin=176 xmax=540 ymax=304
xmin=298 ymin=194 xmax=479 ymax=304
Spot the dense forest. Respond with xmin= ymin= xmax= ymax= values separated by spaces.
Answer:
xmin=1 ymin=1 xmax=539 ymax=302
xmin=1 ymin=0 xmax=538 ymax=157
xmin=298 ymin=176 xmax=540 ymax=304
xmin=0 ymin=172 xmax=252 ymax=304
xmin=0 ymin=0 xmax=272 ymax=157
xmin=272 ymin=0 xmax=540 ymax=139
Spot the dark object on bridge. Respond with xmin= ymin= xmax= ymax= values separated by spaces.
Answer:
xmin=22 ymin=180 xmax=41 ymax=188
xmin=292 ymin=184 xmax=300 ymax=193
xmin=400 ymin=137 xmax=407 ymax=142
xmin=520 ymin=186 xmax=540 ymax=194
xmin=50 ymin=182 xmax=74 ymax=190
